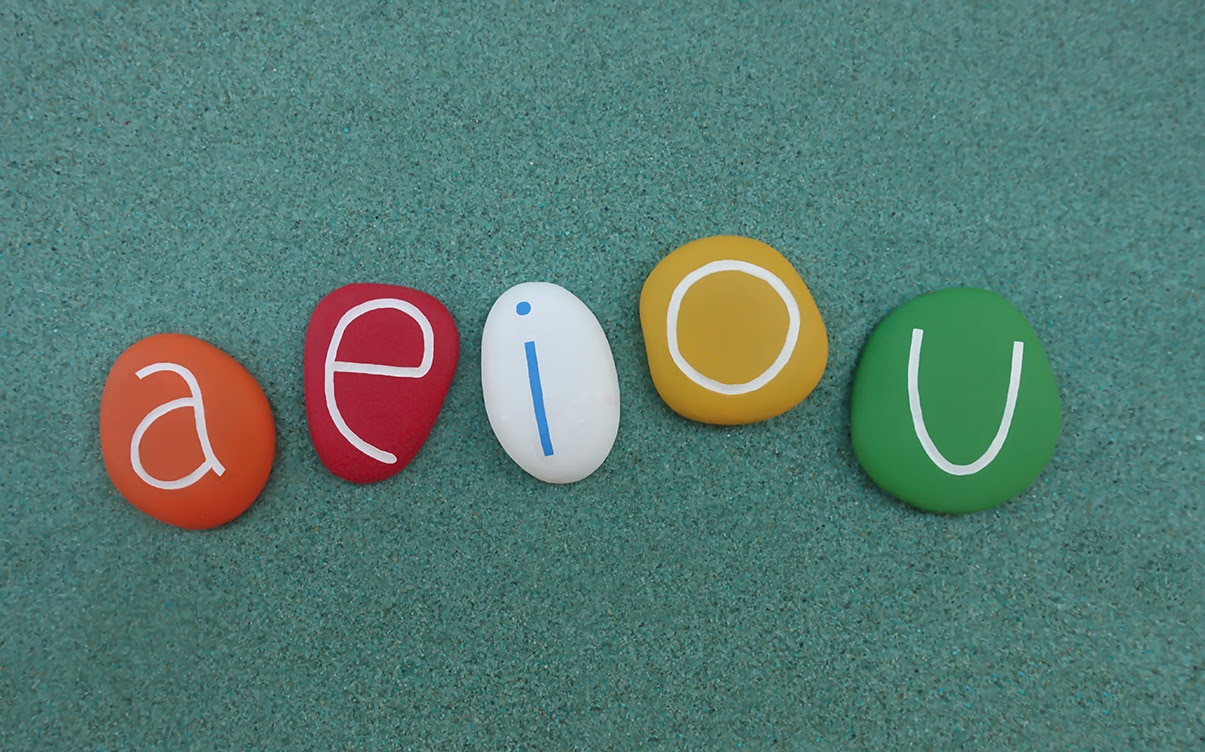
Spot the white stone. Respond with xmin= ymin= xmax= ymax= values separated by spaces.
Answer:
xmin=481 ymin=282 xmax=621 ymax=484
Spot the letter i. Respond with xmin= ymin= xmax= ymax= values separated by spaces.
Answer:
xmin=516 ymin=301 xmax=554 ymax=456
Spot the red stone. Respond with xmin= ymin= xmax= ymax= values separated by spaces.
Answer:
xmin=304 ymin=284 xmax=459 ymax=483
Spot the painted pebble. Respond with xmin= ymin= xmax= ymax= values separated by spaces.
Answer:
xmin=850 ymin=287 xmax=1061 ymax=514
xmin=304 ymin=283 xmax=459 ymax=483
xmin=99 ymin=333 xmax=276 ymax=529
xmin=640 ymin=235 xmax=828 ymax=425
xmin=481 ymin=282 xmax=620 ymax=484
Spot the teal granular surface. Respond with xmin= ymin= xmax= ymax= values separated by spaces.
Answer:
xmin=2 ymin=2 xmax=1202 ymax=748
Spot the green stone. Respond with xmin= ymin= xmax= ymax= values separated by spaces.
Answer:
xmin=850 ymin=288 xmax=1061 ymax=514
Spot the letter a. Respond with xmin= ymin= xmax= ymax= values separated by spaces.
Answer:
xmin=129 ymin=362 xmax=227 ymax=490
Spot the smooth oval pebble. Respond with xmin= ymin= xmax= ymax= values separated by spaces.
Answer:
xmin=304 ymin=283 xmax=459 ymax=483
xmin=99 ymin=333 xmax=276 ymax=529
xmin=850 ymin=287 xmax=1061 ymax=514
xmin=481 ymin=282 xmax=620 ymax=484
xmin=640 ymin=235 xmax=828 ymax=424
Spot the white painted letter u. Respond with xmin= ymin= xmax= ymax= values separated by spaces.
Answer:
xmin=907 ymin=328 xmax=1023 ymax=476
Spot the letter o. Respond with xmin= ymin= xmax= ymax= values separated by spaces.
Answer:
xmin=665 ymin=259 xmax=801 ymax=395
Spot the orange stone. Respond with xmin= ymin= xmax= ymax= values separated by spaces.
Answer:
xmin=640 ymin=236 xmax=828 ymax=424
xmin=99 ymin=333 xmax=276 ymax=529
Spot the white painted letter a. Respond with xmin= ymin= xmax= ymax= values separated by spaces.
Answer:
xmin=129 ymin=362 xmax=226 ymax=490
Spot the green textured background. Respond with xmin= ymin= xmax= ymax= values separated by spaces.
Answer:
xmin=3 ymin=2 xmax=1202 ymax=749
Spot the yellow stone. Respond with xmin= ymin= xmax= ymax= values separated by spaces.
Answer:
xmin=639 ymin=236 xmax=828 ymax=424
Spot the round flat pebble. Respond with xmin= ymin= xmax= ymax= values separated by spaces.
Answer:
xmin=304 ymin=283 xmax=459 ymax=484
xmin=481 ymin=282 xmax=620 ymax=484
xmin=99 ymin=333 xmax=276 ymax=529
xmin=640 ymin=235 xmax=828 ymax=424
xmin=850 ymin=287 xmax=1061 ymax=514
